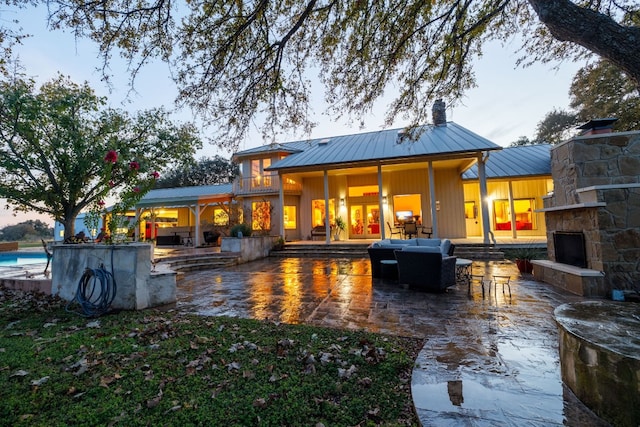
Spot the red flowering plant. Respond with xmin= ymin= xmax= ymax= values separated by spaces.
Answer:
xmin=84 ymin=150 xmax=160 ymax=243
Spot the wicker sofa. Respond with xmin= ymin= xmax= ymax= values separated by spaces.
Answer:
xmin=393 ymin=246 xmax=457 ymax=292
xmin=367 ymin=238 xmax=454 ymax=278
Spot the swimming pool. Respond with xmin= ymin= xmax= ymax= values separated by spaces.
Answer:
xmin=0 ymin=252 xmax=49 ymax=267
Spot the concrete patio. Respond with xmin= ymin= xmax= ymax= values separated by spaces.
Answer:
xmin=175 ymin=256 xmax=610 ymax=426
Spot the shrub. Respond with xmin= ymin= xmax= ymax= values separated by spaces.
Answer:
xmin=230 ymin=223 xmax=252 ymax=238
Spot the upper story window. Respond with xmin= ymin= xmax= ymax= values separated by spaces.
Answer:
xmin=251 ymin=158 xmax=272 ymax=188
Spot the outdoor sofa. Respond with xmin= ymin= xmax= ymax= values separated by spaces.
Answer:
xmin=393 ymin=246 xmax=457 ymax=292
xmin=367 ymin=238 xmax=454 ymax=278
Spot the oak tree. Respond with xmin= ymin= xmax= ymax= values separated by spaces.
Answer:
xmin=5 ymin=1 xmax=640 ymax=149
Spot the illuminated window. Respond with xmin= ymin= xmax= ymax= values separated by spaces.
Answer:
xmin=262 ymin=159 xmax=271 ymax=186
xmin=493 ymin=199 xmax=535 ymax=230
xmin=464 ymin=201 xmax=477 ymax=219
xmin=251 ymin=158 xmax=272 ymax=188
xmin=213 ymin=207 xmax=229 ymax=225
xmin=312 ymin=199 xmax=335 ymax=227
xmin=252 ymin=201 xmax=271 ymax=231
xmin=283 ymin=205 xmax=296 ymax=230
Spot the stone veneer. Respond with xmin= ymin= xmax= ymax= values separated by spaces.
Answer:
xmin=534 ymin=131 xmax=640 ymax=296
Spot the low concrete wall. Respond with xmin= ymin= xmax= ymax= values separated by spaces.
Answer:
xmin=52 ymin=243 xmax=176 ymax=310
xmin=220 ymin=236 xmax=277 ymax=263
xmin=555 ymin=301 xmax=640 ymax=426
xmin=0 ymin=277 xmax=51 ymax=294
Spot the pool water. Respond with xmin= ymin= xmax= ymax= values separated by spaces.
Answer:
xmin=0 ymin=252 xmax=49 ymax=267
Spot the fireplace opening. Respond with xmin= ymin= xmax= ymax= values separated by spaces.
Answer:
xmin=554 ymin=232 xmax=587 ymax=268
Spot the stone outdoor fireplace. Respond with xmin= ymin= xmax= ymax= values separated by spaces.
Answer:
xmin=532 ymin=122 xmax=640 ymax=297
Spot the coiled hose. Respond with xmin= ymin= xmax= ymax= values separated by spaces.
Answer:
xmin=66 ymin=248 xmax=117 ymax=317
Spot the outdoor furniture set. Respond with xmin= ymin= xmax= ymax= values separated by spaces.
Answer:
xmin=367 ymin=238 xmax=457 ymax=292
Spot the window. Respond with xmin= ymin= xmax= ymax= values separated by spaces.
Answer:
xmin=392 ymin=194 xmax=422 ymax=224
xmin=251 ymin=158 xmax=272 ymax=188
xmin=493 ymin=199 xmax=535 ymax=230
xmin=213 ymin=207 xmax=229 ymax=226
xmin=283 ymin=205 xmax=296 ymax=230
xmin=252 ymin=201 xmax=271 ymax=232
xmin=464 ymin=201 xmax=477 ymax=219
xmin=312 ymin=199 xmax=335 ymax=227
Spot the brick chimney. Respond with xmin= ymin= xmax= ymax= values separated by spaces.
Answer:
xmin=432 ymin=99 xmax=447 ymax=126
xmin=577 ymin=118 xmax=617 ymax=136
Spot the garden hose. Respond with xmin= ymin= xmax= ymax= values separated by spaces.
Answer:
xmin=65 ymin=248 xmax=117 ymax=317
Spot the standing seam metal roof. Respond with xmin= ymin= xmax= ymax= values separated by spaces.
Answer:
xmin=462 ymin=144 xmax=552 ymax=179
xmin=231 ymin=123 xmax=502 ymax=171
xmin=138 ymin=183 xmax=233 ymax=206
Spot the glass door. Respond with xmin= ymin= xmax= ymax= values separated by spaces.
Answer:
xmin=349 ymin=204 xmax=380 ymax=239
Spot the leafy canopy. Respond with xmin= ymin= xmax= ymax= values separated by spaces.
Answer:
xmin=155 ymin=156 xmax=239 ymax=189
xmin=4 ymin=1 xmax=640 ymax=149
xmin=0 ymin=74 xmax=201 ymax=238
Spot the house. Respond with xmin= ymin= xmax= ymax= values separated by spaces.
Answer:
xmin=55 ymin=104 xmax=553 ymax=245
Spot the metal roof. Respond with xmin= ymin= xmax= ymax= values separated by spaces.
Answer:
xmin=232 ymin=142 xmax=307 ymax=160
xmin=232 ymin=123 xmax=501 ymax=172
xmin=462 ymin=144 xmax=551 ymax=180
xmin=137 ymin=183 xmax=233 ymax=207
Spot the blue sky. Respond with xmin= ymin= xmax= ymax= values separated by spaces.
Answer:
xmin=1 ymin=5 xmax=585 ymax=227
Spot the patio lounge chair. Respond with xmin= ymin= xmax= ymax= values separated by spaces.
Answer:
xmin=394 ymin=246 xmax=457 ymax=292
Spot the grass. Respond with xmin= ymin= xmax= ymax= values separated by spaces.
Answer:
xmin=0 ymin=287 xmax=423 ymax=426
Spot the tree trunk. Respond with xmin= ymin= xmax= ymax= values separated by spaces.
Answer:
xmin=63 ymin=216 xmax=76 ymax=240
xmin=529 ymin=0 xmax=640 ymax=93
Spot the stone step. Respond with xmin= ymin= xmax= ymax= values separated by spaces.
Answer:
xmin=161 ymin=254 xmax=238 ymax=272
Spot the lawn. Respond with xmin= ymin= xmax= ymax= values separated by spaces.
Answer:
xmin=0 ymin=287 xmax=423 ymax=426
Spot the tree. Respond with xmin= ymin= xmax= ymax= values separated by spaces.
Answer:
xmin=534 ymin=109 xmax=579 ymax=144
xmin=0 ymin=220 xmax=53 ymax=241
xmin=5 ymin=1 xmax=640 ymax=149
xmin=569 ymin=60 xmax=640 ymax=131
xmin=155 ymin=156 xmax=239 ymax=189
xmin=0 ymin=74 xmax=201 ymax=240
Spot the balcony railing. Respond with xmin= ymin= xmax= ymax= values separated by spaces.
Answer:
xmin=233 ymin=173 xmax=302 ymax=195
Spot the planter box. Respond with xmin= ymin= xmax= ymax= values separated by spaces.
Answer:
xmin=51 ymin=243 xmax=176 ymax=310
xmin=221 ymin=236 xmax=277 ymax=263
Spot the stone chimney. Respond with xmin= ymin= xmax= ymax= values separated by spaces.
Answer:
xmin=432 ymin=99 xmax=447 ymax=126
xmin=577 ymin=118 xmax=617 ymax=136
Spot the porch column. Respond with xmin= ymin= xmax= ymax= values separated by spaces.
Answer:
xmin=134 ymin=208 xmax=141 ymax=241
xmin=378 ymin=163 xmax=386 ymax=240
xmin=187 ymin=205 xmax=201 ymax=247
xmin=278 ymin=172 xmax=285 ymax=238
xmin=477 ymin=153 xmax=493 ymax=244
xmin=508 ymin=180 xmax=517 ymax=239
xmin=428 ymin=161 xmax=438 ymax=237
xmin=323 ymin=170 xmax=331 ymax=244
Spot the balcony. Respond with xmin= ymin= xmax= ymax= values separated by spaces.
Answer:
xmin=233 ymin=173 xmax=302 ymax=196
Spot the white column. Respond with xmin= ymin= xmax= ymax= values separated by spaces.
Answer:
xmin=428 ymin=161 xmax=438 ymax=237
xmin=279 ymin=173 xmax=285 ymax=238
xmin=378 ymin=163 xmax=386 ymax=239
xmin=508 ymin=180 xmax=517 ymax=239
xmin=324 ymin=170 xmax=331 ymax=244
xmin=477 ymin=153 xmax=494 ymax=244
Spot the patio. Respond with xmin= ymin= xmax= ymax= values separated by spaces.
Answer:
xmin=176 ymin=256 xmax=609 ymax=426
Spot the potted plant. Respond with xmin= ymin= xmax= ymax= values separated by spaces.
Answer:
xmin=334 ymin=217 xmax=346 ymax=241
xmin=508 ymin=246 xmax=544 ymax=274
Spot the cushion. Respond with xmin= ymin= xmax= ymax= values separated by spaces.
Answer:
xmin=415 ymin=238 xmax=441 ymax=247
xmin=401 ymin=246 xmax=441 ymax=253
xmin=389 ymin=238 xmax=418 ymax=245
xmin=440 ymin=239 xmax=451 ymax=255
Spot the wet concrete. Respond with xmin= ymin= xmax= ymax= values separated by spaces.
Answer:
xmin=176 ymin=257 xmax=609 ymax=426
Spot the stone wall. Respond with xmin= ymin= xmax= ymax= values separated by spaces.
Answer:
xmin=549 ymin=131 xmax=640 ymax=207
xmin=540 ymin=131 xmax=640 ymax=295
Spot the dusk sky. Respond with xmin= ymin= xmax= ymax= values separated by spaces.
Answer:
xmin=1 ymin=5 xmax=586 ymax=227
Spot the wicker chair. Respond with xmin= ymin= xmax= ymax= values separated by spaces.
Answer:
xmin=394 ymin=248 xmax=457 ymax=292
